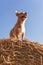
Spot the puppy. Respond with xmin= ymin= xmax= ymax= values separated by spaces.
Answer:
xmin=10 ymin=11 xmax=27 ymax=40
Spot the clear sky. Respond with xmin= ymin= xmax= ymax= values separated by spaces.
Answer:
xmin=0 ymin=0 xmax=43 ymax=44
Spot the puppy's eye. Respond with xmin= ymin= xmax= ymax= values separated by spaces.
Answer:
xmin=21 ymin=16 xmax=24 ymax=18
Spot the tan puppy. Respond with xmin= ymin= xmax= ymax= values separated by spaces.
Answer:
xmin=10 ymin=11 xmax=27 ymax=40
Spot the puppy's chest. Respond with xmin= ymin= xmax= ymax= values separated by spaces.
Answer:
xmin=21 ymin=22 xmax=25 ymax=33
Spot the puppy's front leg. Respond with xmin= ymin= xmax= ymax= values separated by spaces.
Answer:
xmin=22 ymin=32 xmax=25 ymax=40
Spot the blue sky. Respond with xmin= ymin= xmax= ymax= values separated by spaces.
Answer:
xmin=0 ymin=0 xmax=43 ymax=44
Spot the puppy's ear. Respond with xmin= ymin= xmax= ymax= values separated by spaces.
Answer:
xmin=15 ymin=11 xmax=20 ymax=16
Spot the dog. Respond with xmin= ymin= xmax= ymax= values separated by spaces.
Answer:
xmin=10 ymin=11 xmax=27 ymax=40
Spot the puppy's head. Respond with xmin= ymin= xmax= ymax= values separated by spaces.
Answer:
xmin=16 ymin=11 xmax=27 ymax=22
